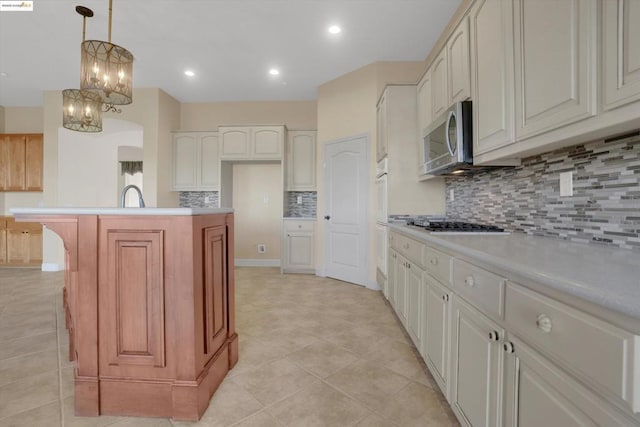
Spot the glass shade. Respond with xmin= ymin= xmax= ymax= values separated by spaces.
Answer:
xmin=62 ymin=89 xmax=103 ymax=132
xmin=80 ymin=39 xmax=134 ymax=105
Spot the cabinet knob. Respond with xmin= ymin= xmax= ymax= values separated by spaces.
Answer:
xmin=407 ymin=263 xmax=411 ymax=269
xmin=503 ymin=342 xmax=515 ymax=353
xmin=287 ymin=234 xmax=290 ymax=237
xmin=464 ymin=276 xmax=475 ymax=287
xmin=404 ymin=243 xmax=409 ymax=249
xmin=536 ymin=314 xmax=553 ymax=333
xmin=430 ymin=258 xmax=438 ymax=266
xmin=442 ymin=294 xmax=449 ymax=302
xmin=489 ymin=331 xmax=499 ymax=341
xmin=298 ymin=225 xmax=302 ymax=229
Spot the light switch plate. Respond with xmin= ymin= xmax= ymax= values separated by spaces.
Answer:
xmin=559 ymin=171 xmax=573 ymax=197
xmin=449 ymin=189 xmax=455 ymax=201
xmin=296 ymin=195 xmax=302 ymax=204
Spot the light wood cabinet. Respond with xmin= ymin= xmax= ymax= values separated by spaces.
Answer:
xmin=447 ymin=17 xmax=471 ymax=105
xmin=171 ymin=132 xmax=219 ymax=191
xmin=219 ymin=126 xmax=284 ymax=160
xmin=286 ymin=131 xmax=316 ymax=191
xmin=513 ymin=0 xmax=597 ymax=140
xmin=470 ymin=0 xmax=516 ymax=156
xmin=422 ymin=274 xmax=451 ymax=396
xmin=3 ymin=217 xmax=42 ymax=266
xmin=282 ymin=220 xmax=315 ymax=273
xmin=450 ymin=296 xmax=503 ymax=427
xmin=602 ymin=0 xmax=640 ymax=110
xmin=0 ymin=134 xmax=43 ymax=192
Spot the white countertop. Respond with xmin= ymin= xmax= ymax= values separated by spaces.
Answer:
xmin=389 ymin=223 xmax=640 ymax=320
xmin=10 ymin=207 xmax=234 ymax=216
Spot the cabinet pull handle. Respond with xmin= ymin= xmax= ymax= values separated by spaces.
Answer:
xmin=536 ymin=314 xmax=553 ymax=333
xmin=503 ymin=342 xmax=514 ymax=353
xmin=489 ymin=331 xmax=499 ymax=341
xmin=464 ymin=276 xmax=475 ymax=287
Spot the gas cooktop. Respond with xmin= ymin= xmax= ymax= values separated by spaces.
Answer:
xmin=406 ymin=219 xmax=508 ymax=234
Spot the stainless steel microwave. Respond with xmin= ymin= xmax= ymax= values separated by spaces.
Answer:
xmin=422 ymin=101 xmax=472 ymax=175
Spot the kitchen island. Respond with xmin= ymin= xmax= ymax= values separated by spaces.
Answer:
xmin=11 ymin=208 xmax=237 ymax=422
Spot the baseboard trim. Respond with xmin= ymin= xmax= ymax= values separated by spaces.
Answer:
xmin=235 ymin=259 xmax=281 ymax=267
xmin=42 ymin=263 xmax=63 ymax=272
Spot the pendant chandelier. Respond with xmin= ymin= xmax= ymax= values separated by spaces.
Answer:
xmin=62 ymin=0 xmax=134 ymax=132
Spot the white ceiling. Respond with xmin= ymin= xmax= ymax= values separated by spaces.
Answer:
xmin=0 ymin=0 xmax=461 ymax=107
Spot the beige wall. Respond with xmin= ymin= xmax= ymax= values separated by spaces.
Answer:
xmin=157 ymin=90 xmax=181 ymax=207
xmin=316 ymin=61 xmax=443 ymax=284
xmin=232 ymin=163 xmax=282 ymax=261
xmin=180 ymin=101 xmax=317 ymax=130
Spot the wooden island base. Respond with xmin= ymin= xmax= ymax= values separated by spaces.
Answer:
xmin=13 ymin=208 xmax=237 ymax=421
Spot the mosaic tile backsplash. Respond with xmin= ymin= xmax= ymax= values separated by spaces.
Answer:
xmin=179 ymin=191 xmax=219 ymax=208
xmin=285 ymin=191 xmax=317 ymax=217
xmin=445 ymin=132 xmax=640 ymax=251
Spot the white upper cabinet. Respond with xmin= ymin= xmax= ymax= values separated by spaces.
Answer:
xmin=286 ymin=131 xmax=316 ymax=191
xmin=219 ymin=126 xmax=284 ymax=160
xmin=470 ymin=0 xmax=516 ymax=156
xmin=416 ymin=70 xmax=432 ymax=175
xmin=376 ymin=91 xmax=388 ymax=161
xmin=447 ymin=17 xmax=471 ymax=105
xmin=602 ymin=0 xmax=640 ymax=110
xmin=513 ymin=0 xmax=597 ymax=140
xmin=171 ymin=132 xmax=219 ymax=191
xmin=431 ymin=49 xmax=449 ymax=119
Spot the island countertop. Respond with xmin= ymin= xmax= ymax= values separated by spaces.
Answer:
xmin=10 ymin=207 xmax=234 ymax=216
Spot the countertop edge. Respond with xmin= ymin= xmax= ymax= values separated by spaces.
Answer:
xmin=10 ymin=207 xmax=234 ymax=216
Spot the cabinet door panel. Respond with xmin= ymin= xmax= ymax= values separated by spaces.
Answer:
xmin=4 ymin=135 xmax=26 ymax=191
xmin=471 ymin=0 xmax=515 ymax=154
xmin=448 ymin=17 xmax=470 ymax=104
xmin=203 ymin=226 xmax=227 ymax=358
xmin=199 ymin=133 xmax=219 ymax=190
xmin=388 ymin=249 xmax=398 ymax=305
xmin=286 ymin=232 xmax=314 ymax=269
xmin=406 ymin=264 xmax=423 ymax=348
xmin=220 ymin=128 xmax=250 ymax=159
xmin=431 ymin=50 xmax=449 ymax=119
xmin=395 ymin=255 xmax=408 ymax=326
xmin=252 ymin=127 xmax=282 ymax=158
xmin=423 ymin=275 xmax=449 ymax=394
xmin=25 ymin=135 xmax=43 ymax=191
xmin=172 ymin=134 xmax=198 ymax=189
xmin=376 ymin=93 xmax=388 ymax=161
xmin=450 ymin=297 xmax=502 ymax=427
xmin=603 ymin=0 xmax=640 ymax=109
xmin=287 ymin=131 xmax=316 ymax=190
xmin=515 ymin=0 xmax=596 ymax=139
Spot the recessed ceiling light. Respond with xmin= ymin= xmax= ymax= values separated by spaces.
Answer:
xmin=184 ymin=70 xmax=195 ymax=77
xmin=328 ymin=25 xmax=341 ymax=34
xmin=269 ymin=68 xmax=280 ymax=76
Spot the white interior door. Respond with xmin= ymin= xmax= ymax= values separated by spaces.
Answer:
xmin=323 ymin=135 xmax=370 ymax=287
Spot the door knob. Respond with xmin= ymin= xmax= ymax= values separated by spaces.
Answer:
xmin=324 ymin=215 xmax=330 ymax=220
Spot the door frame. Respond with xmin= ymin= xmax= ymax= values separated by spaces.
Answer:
xmin=320 ymin=133 xmax=376 ymax=290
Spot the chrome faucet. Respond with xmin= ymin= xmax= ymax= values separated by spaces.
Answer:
xmin=120 ymin=185 xmax=146 ymax=208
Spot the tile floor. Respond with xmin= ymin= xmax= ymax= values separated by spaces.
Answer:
xmin=0 ymin=267 xmax=458 ymax=427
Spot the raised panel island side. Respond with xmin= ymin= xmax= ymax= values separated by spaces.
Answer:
xmin=10 ymin=207 xmax=238 ymax=422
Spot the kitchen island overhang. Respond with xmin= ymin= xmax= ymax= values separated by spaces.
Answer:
xmin=11 ymin=207 xmax=238 ymax=422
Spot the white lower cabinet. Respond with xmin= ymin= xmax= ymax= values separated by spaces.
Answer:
xmin=282 ymin=220 xmax=315 ymax=273
xmin=421 ymin=273 xmax=451 ymax=396
xmin=450 ymin=296 xmax=504 ymax=427
xmin=503 ymin=337 xmax=636 ymax=427
xmin=385 ymin=229 xmax=640 ymax=427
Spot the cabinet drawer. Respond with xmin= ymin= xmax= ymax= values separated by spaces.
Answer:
xmin=505 ymin=282 xmax=639 ymax=413
xmin=423 ymin=247 xmax=452 ymax=285
xmin=395 ymin=235 xmax=424 ymax=267
xmin=284 ymin=220 xmax=315 ymax=232
xmin=453 ymin=259 xmax=504 ymax=319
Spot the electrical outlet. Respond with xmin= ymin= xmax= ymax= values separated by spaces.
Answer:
xmin=449 ymin=189 xmax=455 ymax=201
xmin=263 ymin=194 xmax=269 ymax=204
xmin=296 ymin=195 xmax=302 ymax=204
xmin=559 ymin=171 xmax=573 ymax=197
xmin=204 ymin=195 xmax=210 ymax=203
xmin=257 ymin=244 xmax=266 ymax=253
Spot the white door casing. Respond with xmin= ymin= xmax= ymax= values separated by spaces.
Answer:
xmin=322 ymin=135 xmax=370 ymax=288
